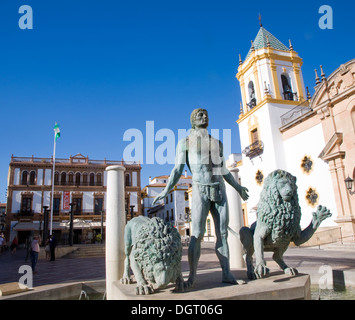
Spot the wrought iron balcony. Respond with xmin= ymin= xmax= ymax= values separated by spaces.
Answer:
xmin=17 ymin=210 xmax=34 ymax=217
xmin=280 ymin=101 xmax=313 ymax=128
xmin=242 ymin=140 xmax=264 ymax=159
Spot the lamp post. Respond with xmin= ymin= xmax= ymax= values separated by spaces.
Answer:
xmin=100 ymin=209 xmax=104 ymax=244
xmin=69 ymin=203 xmax=74 ymax=246
xmin=345 ymin=176 xmax=355 ymax=195
xmin=129 ymin=205 xmax=135 ymax=220
xmin=42 ymin=206 xmax=49 ymax=246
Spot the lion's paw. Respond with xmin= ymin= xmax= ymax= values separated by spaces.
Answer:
xmin=313 ymin=205 xmax=332 ymax=227
xmin=120 ymin=276 xmax=132 ymax=285
xmin=254 ymin=264 xmax=270 ymax=279
xmin=173 ymin=275 xmax=185 ymax=293
xmin=136 ymin=284 xmax=154 ymax=295
xmin=284 ymin=267 xmax=298 ymax=276
xmin=174 ymin=282 xmax=185 ymax=293
xmin=183 ymin=278 xmax=195 ymax=291
xmin=247 ymin=270 xmax=257 ymax=280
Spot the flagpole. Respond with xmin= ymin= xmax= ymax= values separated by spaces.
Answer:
xmin=50 ymin=128 xmax=57 ymax=236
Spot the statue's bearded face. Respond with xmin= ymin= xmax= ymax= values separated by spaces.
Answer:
xmin=191 ymin=109 xmax=208 ymax=129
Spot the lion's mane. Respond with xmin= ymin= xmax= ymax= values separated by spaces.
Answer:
xmin=257 ymin=170 xmax=302 ymax=243
xmin=132 ymin=217 xmax=182 ymax=284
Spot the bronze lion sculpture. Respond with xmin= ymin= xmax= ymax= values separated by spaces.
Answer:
xmin=239 ymin=169 xmax=332 ymax=279
xmin=120 ymin=216 xmax=184 ymax=295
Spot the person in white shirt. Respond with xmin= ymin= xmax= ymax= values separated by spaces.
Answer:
xmin=30 ymin=235 xmax=40 ymax=273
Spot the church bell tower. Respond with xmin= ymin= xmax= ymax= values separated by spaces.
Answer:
xmin=236 ymin=23 xmax=307 ymax=169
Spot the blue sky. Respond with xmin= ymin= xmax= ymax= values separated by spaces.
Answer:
xmin=0 ymin=0 xmax=354 ymax=200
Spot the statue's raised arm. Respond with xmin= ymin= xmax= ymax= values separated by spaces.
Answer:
xmin=152 ymin=138 xmax=187 ymax=206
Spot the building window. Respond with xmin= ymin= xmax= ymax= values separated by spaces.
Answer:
xmin=89 ymin=173 xmax=95 ymax=186
xmin=251 ymin=128 xmax=259 ymax=144
xmin=20 ymin=196 xmax=32 ymax=215
xmin=247 ymin=81 xmax=257 ymax=109
xmin=28 ymin=171 xmax=36 ymax=185
xmin=125 ymin=174 xmax=131 ymax=187
xmin=21 ymin=171 xmax=28 ymax=185
xmin=53 ymin=197 xmax=61 ymax=215
xmin=72 ymin=197 xmax=82 ymax=215
xmin=166 ymin=211 xmax=169 ymax=222
xmin=54 ymin=172 xmax=60 ymax=185
xmin=94 ymin=197 xmax=103 ymax=215
xmin=171 ymin=209 xmax=174 ymax=221
xmin=170 ymin=193 xmax=173 ymax=202
xmin=68 ymin=172 xmax=74 ymax=185
xmin=97 ymin=173 xmax=102 ymax=186
xmin=75 ymin=172 xmax=81 ymax=186
xmin=83 ymin=172 xmax=88 ymax=186
xmin=184 ymin=192 xmax=188 ymax=201
xmin=281 ymin=74 xmax=295 ymax=101
xmin=61 ymin=172 xmax=67 ymax=185
xmin=305 ymin=187 xmax=319 ymax=208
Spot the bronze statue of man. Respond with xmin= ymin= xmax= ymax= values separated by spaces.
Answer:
xmin=153 ymin=108 xmax=249 ymax=288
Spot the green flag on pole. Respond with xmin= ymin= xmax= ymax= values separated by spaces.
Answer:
xmin=54 ymin=122 xmax=60 ymax=141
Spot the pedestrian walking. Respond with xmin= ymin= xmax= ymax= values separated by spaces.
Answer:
xmin=49 ymin=234 xmax=57 ymax=261
xmin=31 ymin=235 xmax=40 ymax=274
xmin=10 ymin=236 xmax=18 ymax=254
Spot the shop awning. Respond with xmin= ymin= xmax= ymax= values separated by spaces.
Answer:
xmin=13 ymin=221 xmax=65 ymax=231
xmin=60 ymin=219 xmax=106 ymax=229
xmin=13 ymin=219 xmax=106 ymax=231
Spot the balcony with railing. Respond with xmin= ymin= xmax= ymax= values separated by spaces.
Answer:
xmin=17 ymin=210 xmax=34 ymax=217
xmin=280 ymin=100 xmax=313 ymax=129
xmin=54 ymin=181 xmax=103 ymax=187
xmin=11 ymin=155 xmax=141 ymax=166
xmin=242 ymin=140 xmax=264 ymax=160
xmin=15 ymin=209 xmax=106 ymax=217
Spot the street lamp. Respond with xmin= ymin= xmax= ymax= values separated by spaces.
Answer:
xmin=345 ymin=176 xmax=355 ymax=195
xmin=69 ymin=203 xmax=74 ymax=246
xmin=42 ymin=206 xmax=49 ymax=246
xmin=130 ymin=205 xmax=135 ymax=220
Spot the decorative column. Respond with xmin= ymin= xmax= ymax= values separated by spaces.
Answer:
xmin=105 ymin=165 xmax=126 ymax=300
xmin=226 ymin=166 xmax=246 ymax=269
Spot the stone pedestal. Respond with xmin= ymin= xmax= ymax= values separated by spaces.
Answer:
xmin=105 ymin=165 xmax=126 ymax=300
xmin=225 ymin=167 xmax=245 ymax=268
xmin=112 ymin=269 xmax=311 ymax=300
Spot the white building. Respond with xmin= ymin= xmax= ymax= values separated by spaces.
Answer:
xmin=5 ymin=154 xmax=142 ymax=244
xmin=142 ymin=173 xmax=192 ymax=235
xmin=235 ymin=25 xmax=343 ymax=238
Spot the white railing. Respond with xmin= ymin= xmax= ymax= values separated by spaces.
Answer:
xmin=280 ymin=101 xmax=313 ymax=127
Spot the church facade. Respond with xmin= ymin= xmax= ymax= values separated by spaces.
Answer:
xmin=235 ymin=26 xmax=355 ymax=242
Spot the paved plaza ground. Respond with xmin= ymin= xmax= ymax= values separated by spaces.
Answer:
xmin=1 ymin=241 xmax=355 ymax=291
